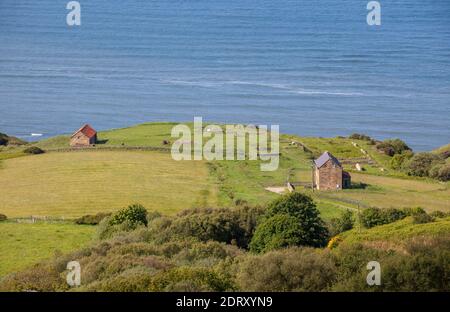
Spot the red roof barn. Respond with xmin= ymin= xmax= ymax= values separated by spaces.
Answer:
xmin=70 ymin=124 xmax=97 ymax=147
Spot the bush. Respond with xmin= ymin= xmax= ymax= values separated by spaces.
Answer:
xmin=436 ymin=163 xmax=450 ymax=181
xmin=403 ymin=152 xmax=442 ymax=177
xmin=412 ymin=212 xmax=434 ymax=224
xmin=376 ymin=139 xmax=411 ymax=156
xmin=109 ymin=204 xmax=148 ymax=227
xmin=149 ymin=267 xmax=233 ymax=292
xmin=349 ymin=133 xmax=372 ymax=141
xmin=390 ymin=150 xmax=414 ymax=170
xmin=0 ymin=135 xmax=7 ymax=146
xmin=331 ymin=238 xmax=450 ymax=291
xmin=359 ymin=207 xmax=407 ymax=228
xmin=428 ymin=162 xmax=450 ymax=181
xmin=429 ymin=211 xmax=449 ymax=218
xmin=250 ymin=193 xmax=328 ymax=252
xmin=235 ymin=247 xmax=337 ymax=291
xmin=402 ymin=207 xmax=426 ymax=216
xmin=163 ymin=206 xmax=264 ymax=249
xmin=75 ymin=212 xmax=111 ymax=225
xmin=328 ymin=210 xmax=354 ymax=236
xmin=429 ymin=163 xmax=443 ymax=179
xmin=438 ymin=150 xmax=450 ymax=159
xmin=23 ymin=146 xmax=45 ymax=155
xmin=0 ymin=214 xmax=7 ymax=221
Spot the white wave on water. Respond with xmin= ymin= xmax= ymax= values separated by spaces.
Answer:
xmin=162 ymin=79 xmax=365 ymax=97
xmin=31 ymin=133 xmax=43 ymax=137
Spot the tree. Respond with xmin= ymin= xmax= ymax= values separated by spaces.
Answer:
xmin=250 ymin=193 xmax=328 ymax=253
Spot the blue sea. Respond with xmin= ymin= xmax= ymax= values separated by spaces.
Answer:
xmin=0 ymin=0 xmax=449 ymax=150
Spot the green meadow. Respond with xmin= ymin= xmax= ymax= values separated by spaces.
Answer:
xmin=0 ymin=222 xmax=94 ymax=276
xmin=0 ymin=122 xmax=449 ymax=277
xmin=0 ymin=150 xmax=217 ymax=218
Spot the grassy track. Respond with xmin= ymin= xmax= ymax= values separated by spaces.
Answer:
xmin=0 ymin=222 xmax=95 ymax=277
xmin=0 ymin=150 xmax=218 ymax=218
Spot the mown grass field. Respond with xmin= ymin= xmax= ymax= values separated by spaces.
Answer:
xmin=0 ymin=150 xmax=218 ymax=218
xmin=0 ymin=221 xmax=95 ymax=277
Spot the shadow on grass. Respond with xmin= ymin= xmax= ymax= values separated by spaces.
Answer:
xmin=349 ymin=182 xmax=369 ymax=189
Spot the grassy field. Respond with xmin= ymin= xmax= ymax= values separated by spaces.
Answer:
xmin=0 ymin=221 xmax=95 ymax=277
xmin=35 ymin=122 xmax=180 ymax=150
xmin=2 ymin=122 xmax=449 ymax=218
xmin=0 ymin=150 xmax=218 ymax=218
xmin=1 ymin=122 xmax=449 ymax=279
xmin=208 ymin=143 xmax=450 ymax=213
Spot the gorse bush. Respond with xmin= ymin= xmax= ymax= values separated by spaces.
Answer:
xmin=150 ymin=206 xmax=264 ymax=249
xmin=250 ymin=193 xmax=328 ymax=252
xmin=358 ymin=207 xmax=435 ymax=228
xmin=328 ymin=210 xmax=354 ymax=236
xmin=109 ymin=204 xmax=148 ymax=227
xmin=412 ymin=212 xmax=434 ymax=224
xmin=403 ymin=152 xmax=442 ymax=177
xmin=348 ymin=133 xmax=373 ymax=142
xmin=235 ymin=247 xmax=337 ymax=291
xmin=390 ymin=150 xmax=413 ymax=170
xmin=435 ymin=163 xmax=450 ymax=181
xmin=359 ymin=207 xmax=407 ymax=228
xmin=429 ymin=211 xmax=450 ymax=218
xmin=23 ymin=146 xmax=45 ymax=155
xmin=96 ymin=204 xmax=148 ymax=240
xmin=75 ymin=212 xmax=111 ymax=225
xmin=1 ymin=206 xmax=449 ymax=292
xmin=376 ymin=139 xmax=411 ymax=156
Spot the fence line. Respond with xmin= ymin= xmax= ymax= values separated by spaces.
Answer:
xmin=45 ymin=145 xmax=172 ymax=153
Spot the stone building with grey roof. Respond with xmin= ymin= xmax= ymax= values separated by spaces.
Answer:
xmin=313 ymin=151 xmax=351 ymax=190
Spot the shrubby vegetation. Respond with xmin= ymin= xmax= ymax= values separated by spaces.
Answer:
xmin=376 ymin=139 xmax=411 ymax=157
xmin=358 ymin=207 xmax=438 ymax=228
xmin=0 ymin=133 xmax=26 ymax=146
xmin=390 ymin=150 xmax=413 ymax=170
xmin=429 ymin=162 xmax=450 ymax=181
xmin=328 ymin=210 xmax=354 ymax=236
xmin=1 ymin=195 xmax=449 ymax=292
xmin=403 ymin=152 xmax=442 ymax=177
xmin=348 ymin=133 xmax=375 ymax=144
xmin=0 ymin=214 xmax=7 ymax=222
xmin=75 ymin=212 xmax=111 ymax=225
xmin=23 ymin=146 xmax=45 ymax=155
